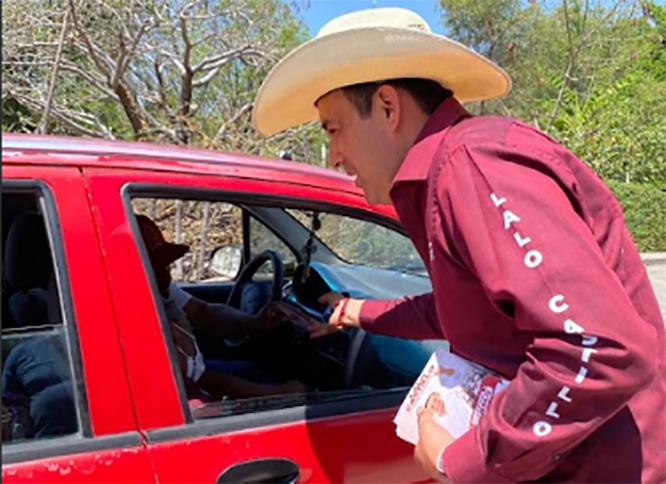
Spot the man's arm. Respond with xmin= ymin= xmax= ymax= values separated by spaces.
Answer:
xmin=2 ymin=346 xmax=22 ymax=397
xmin=432 ymin=139 xmax=658 ymax=483
xmin=314 ymin=291 xmax=445 ymax=340
xmin=185 ymin=297 xmax=261 ymax=339
xmin=166 ymin=283 xmax=263 ymax=339
xmin=359 ymin=293 xmax=444 ymax=339
xmin=198 ymin=370 xmax=305 ymax=399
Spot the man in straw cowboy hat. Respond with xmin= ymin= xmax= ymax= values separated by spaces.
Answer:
xmin=252 ymin=7 xmax=665 ymax=483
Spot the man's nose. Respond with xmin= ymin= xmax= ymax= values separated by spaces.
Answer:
xmin=328 ymin=144 xmax=343 ymax=170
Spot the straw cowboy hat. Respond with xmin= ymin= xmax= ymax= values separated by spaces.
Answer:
xmin=252 ymin=7 xmax=511 ymax=137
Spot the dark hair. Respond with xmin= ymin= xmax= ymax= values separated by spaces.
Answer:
xmin=341 ymin=78 xmax=453 ymax=118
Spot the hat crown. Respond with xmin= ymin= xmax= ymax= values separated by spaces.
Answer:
xmin=316 ymin=7 xmax=431 ymax=39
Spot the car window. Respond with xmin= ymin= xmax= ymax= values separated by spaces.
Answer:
xmin=1 ymin=191 xmax=84 ymax=447
xmin=131 ymin=197 xmax=296 ymax=283
xmin=131 ymin=197 xmax=243 ymax=283
xmin=249 ymin=216 xmax=298 ymax=278
xmin=286 ymin=209 xmax=425 ymax=274
xmin=126 ymin=192 xmax=437 ymax=426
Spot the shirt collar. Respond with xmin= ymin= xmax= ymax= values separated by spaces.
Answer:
xmin=392 ymin=97 xmax=470 ymax=184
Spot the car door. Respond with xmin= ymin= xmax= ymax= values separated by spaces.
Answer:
xmin=83 ymin=164 xmax=433 ymax=483
xmin=1 ymin=164 xmax=155 ymax=483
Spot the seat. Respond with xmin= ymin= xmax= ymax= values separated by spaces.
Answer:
xmin=4 ymin=212 xmax=53 ymax=328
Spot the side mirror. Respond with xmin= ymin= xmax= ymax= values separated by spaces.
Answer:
xmin=209 ymin=246 xmax=242 ymax=280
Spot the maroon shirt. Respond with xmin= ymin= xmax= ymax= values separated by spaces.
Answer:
xmin=360 ymin=98 xmax=666 ymax=483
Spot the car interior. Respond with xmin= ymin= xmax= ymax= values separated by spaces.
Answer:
xmin=129 ymin=196 xmax=444 ymax=418
xmin=0 ymin=188 xmax=443 ymax=436
xmin=1 ymin=191 xmax=77 ymax=444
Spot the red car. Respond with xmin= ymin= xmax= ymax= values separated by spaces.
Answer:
xmin=1 ymin=134 xmax=442 ymax=483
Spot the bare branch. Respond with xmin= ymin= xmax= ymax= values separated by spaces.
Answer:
xmin=68 ymin=0 xmax=114 ymax=76
xmin=39 ymin=11 xmax=69 ymax=134
xmin=547 ymin=0 xmax=625 ymax=130
xmin=212 ymin=102 xmax=253 ymax=144
xmin=8 ymin=89 xmax=114 ymax=138
xmin=178 ymin=4 xmax=195 ymax=124
xmin=192 ymin=46 xmax=251 ymax=72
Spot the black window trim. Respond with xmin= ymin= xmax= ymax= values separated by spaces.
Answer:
xmin=1 ymin=181 xmax=93 ymax=452
xmin=120 ymin=182 xmax=414 ymax=430
xmin=145 ymin=388 xmax=407 ymax=444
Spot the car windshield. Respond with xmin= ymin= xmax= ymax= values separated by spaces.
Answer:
xmin=285 ymin=209 xmax=426 ymax=276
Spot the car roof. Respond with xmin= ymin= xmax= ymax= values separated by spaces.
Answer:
xmin=1 ymin=133 xmax=351 ymax=185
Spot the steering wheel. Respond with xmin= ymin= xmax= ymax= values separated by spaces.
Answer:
xmin=342 ymin=327 xmax=368 ymax=387
xmin=222 ymin=250 xmax=284 ymax=348
xmin=227 ymin=250 xmax=284 ymax=311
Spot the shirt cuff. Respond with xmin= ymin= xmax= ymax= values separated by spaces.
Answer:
xmin=441 ymin=429 xmax=513 ymax=484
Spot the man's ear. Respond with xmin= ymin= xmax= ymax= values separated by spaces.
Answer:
xmin=375 ymin=84 xmax=401 ymax=132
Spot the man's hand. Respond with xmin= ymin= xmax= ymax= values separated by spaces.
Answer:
xmin=277 ymin=380 xmax=308 ymax=395
xmin=1 ymin=405 xmax=12 ymax=438
xmin=254 ymin=302 xmax=291 ymax=332
xmin=309 ymin=292 xmax=363 ymax=338
xmin=414 ymin=407 xmax=455 ymax=483
xmin=318 ymin=291 xmax=346 ymax=308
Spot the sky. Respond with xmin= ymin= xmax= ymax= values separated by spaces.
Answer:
xmin=295 ymin=0 xmax=666 ymax=37
xmin=298 ymin=0 xmax=446 ymax=36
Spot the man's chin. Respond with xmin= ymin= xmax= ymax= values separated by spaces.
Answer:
xmin=363 ymin=189 xmax=392 ymax=206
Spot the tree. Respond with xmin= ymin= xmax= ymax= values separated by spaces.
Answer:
xmin=437 ymin=0 xmax=666 ymax=186
xmin=2 ymin=0 xmax=323 ymax=161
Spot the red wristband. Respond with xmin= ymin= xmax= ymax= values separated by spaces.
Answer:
xmin=336 ymin=298 xmax=350 ymax=325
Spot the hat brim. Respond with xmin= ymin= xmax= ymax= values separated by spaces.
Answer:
xmin=252 ymin=27 xmax=511 ymax=137
xmin=151 ymin=243 xmax=189 ymax=268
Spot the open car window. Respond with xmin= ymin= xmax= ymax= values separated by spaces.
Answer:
xmin=126 ymin=191 xmax=443 ymax=426
xmin=131 ymin=198 xmax=297 ymax=284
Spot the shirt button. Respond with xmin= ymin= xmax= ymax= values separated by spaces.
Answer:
xmin=552 ymin=454 xmax=562 ymax=462
xmin=494 ymin=463 xmax=502 ymax=469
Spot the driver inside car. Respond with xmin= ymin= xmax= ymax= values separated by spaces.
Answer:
xmin=135 ymin=214 xmax=307 ymax=400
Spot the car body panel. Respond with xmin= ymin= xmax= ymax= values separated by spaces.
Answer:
xmin=1 ymin=135 xmax=435 ymax=483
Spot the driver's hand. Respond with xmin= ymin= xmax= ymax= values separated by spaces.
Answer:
xmin=254 ymin=302 xmax=290 ymax=332
xmin=308 ymin=292 xmax=361 ymax=339
xmin=278 ymin=380 xmax=308 ymax=395
xmin=307 ymin=321 xmax=342 ymax=339
xmin=318 ymin=291 xmax=345 ymax=308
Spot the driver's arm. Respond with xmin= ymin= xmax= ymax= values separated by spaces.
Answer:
xmin=168 ymin=283 xmax=261 ymax=338
xmin=185 ymin=298 xmax=261 ymax=339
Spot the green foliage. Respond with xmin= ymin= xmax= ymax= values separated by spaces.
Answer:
xmin=438 ymin=0 xmax=665 ymax=248
xmin=438 ymin=0 xmax=666 ymax=188
xmin=606 ymin=180 xmax=666 ymax=251
xmin=1 ymin=97 xmax=36 ymax=132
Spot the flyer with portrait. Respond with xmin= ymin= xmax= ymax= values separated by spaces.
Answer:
xmin=394 ymin=348 xmax=510 ymax=445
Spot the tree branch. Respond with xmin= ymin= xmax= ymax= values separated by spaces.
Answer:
xmin=39 ymin=12 xmax=70 ymax=134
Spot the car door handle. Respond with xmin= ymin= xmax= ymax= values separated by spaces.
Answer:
xmin=216 ymin=457 xmax=301 ymax=484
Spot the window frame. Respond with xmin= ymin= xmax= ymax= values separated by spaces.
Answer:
xmin=120 ymin=182 xmax=412 ymax=432
xmin=1 ymin=181 xmax=143 ymax=463
xmin=127 ymin=192 xmax=303 ymax=286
